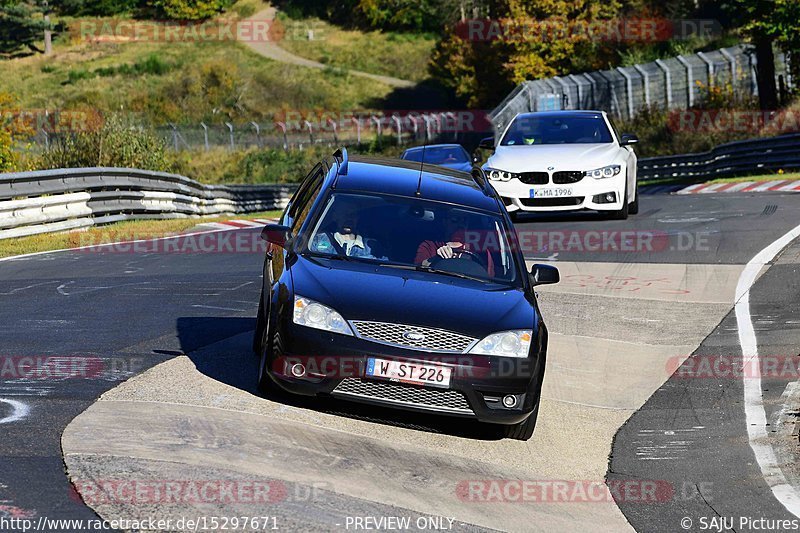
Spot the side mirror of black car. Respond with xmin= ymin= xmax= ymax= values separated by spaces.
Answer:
xmin=260 ymin=224 xmax=293 ymax=248
xmin=530 ymin=264 xmax=559 ymax=286
xmin=620 ymin=133 xmax=639 ymax=146
xmin=478 ymin=136 xmax=495 ymax=150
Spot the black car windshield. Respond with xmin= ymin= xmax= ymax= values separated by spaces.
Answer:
xmin=402 ymin=146 xmax=469 ymax=165
xmin=500 ymin=114 xmax=613 ymax=146
xmin=303 ymin=193 xmax=520 ymax=286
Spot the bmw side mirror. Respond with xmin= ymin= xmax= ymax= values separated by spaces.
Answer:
xmin=478 ymin=136 xmax=495 ymax=150
xmin=260 ymin=224 xmax=293 ymax=248
xmin=620 ymin=133 xmax=639 ymax=146
xmin=530 ymin=264 xmax=559 ymax=286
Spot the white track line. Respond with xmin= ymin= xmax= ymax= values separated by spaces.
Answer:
xmin=735 ymin=221 xmax=800 ymax=516
xmin=0 ymin=398 xmax=30 ymax=424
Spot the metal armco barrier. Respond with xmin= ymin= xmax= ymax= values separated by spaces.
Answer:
xmin=637 ymin=134 xmax=800 ymax=182
xmin=0 ymin=168 xmax=297 ymax=240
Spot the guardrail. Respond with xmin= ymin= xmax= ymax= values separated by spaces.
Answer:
xmin=637 ymin=134 xmax=800 ymax=183
xmin=0 ymin=168 xmax=297 ymax=240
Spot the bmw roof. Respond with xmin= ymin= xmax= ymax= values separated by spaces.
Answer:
xmin=331 ymin=155 xmax=500 ymax=213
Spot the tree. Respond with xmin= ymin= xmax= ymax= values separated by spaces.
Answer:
xmin=148 ymin=0 xmax=234 ymax=21
xmin=727 ymin=0 xmax=800 ymax=109
xmin=0 ymin=1 xmax=49 ymax=56
xmin=431 ymin=0 xmax=623 ymax=108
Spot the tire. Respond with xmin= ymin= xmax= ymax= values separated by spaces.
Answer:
xmin=252 ymin=295 xmax=266 ymax=355
xmin=505 ymin=399 xmax=540 ymax=440
xmin=610 ymin=187 xmax=629 ymax=220
xmin=257 ymin=342 xmax=273 ymax=394
xmin=629 ymin=185 xmax=639 ymax=215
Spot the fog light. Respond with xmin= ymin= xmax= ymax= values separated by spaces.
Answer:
xmin=605 ymin=193 xmax=615 ymax=202
xmin=291 ymin=363 xmax=306 ymax=378
xmin=502 ymin=395 xmax=518 ymax=408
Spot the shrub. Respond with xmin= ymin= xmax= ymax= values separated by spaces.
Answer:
xmin=149 ymin=0 xmax=234 ymax=21
xmin=0 ymin=128 xmax=18 ymax=173
xmin=41 ymin=115 xmax=173 ymax=171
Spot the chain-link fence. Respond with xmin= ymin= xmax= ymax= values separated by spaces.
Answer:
xmin=489 ymin=44 xmax=794 ymax=135
xmin=154 ymin=112 xmax=488 ymax=152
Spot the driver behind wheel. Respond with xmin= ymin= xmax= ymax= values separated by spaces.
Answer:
xmin=414 ymin=210 xmax=495 ymax=276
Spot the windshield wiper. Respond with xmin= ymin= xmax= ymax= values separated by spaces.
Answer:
xmin=415 ymin=265 xmax=487 ymax=283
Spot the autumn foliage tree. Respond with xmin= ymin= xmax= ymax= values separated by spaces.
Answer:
xmin=430 ymin=0 xmax=624 ymax=108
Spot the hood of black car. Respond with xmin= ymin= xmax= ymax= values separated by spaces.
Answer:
xmin=290 ymin=255 xmax=536 ymax=339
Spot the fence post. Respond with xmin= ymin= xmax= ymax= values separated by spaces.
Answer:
xmin=616 ymin=67 xmax=635 ymax=119
xmin=676 ymin=55 xmax=695 ymax=107
xmin=633 ymin=65 xmax=651 ymax=108
xmin=328 ymin=119 xmax=338 ymax=144
xmin=655 ymin=59 xmax=673 ymax=108
xmin=200 ymin=122 xmax=209 ymax=151
xmin=169 ymin=123 xmax=179 ymax=151
xmin=351 ymin=117 xmax=362 ymax=144
xmin=275 ymin=122 xmax=288 ymax=151
xmin=423 ymin=114 xmax=433 ymax=142
xmin=224 ymin=122 xmax=234 ymax=151
xmin=304 ymin=120 xmax=314 ymax=144
xmin=391 ymin=115 xmax=402 ymax=145
xmin=371 ymin=116 xmax=382 ymax=139
xmin=250 ymin=121 xmax=261 ymax=148
xmin=720 ymin=48 xmax=738 ymax=98
xmin=697 ymin=51 xmax=715 ymax=87
xmin=582 ymin=73 xmax=596 ymax=108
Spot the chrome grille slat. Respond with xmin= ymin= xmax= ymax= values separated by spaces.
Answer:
xmin=350 ymin=321 xmax=477 ymax=353
xmin=333 ymin=378 xmax=474 ymax=415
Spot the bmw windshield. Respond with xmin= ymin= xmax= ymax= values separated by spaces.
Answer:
xmin=501 ymin=114 xmax=613 ymax=145
xmin=302 ymin=192 xmax=521 ymax=286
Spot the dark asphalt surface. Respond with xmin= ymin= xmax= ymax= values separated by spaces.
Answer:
xmin=0 ymin=190 xmax=799 ymax=531
xmin=609 ymin=238 xmax=800 ymax=532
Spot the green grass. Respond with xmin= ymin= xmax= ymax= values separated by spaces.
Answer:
xmin=0 ymin=15 xmax=395 ymax=127
xmin=277 ymin=15 xmax=435 ymax=82
xmin=0 ymin=210 xmax=282 ymax=258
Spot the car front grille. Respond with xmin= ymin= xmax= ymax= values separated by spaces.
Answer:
xmin=552 ymin=171 xmax=584 ymax=184
xmin=518 ymin=172 xmax=549 ymax=185
xmin=333 ymin=378 xmax=474 ymax=415
xmin=350 ymin=321 xmax=477 ymax=353
xmin=520 ymin=197 xmax=585 ymax=207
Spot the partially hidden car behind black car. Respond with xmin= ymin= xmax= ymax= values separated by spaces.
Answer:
xmin=253 ymin=148 xmax=559 ymax=440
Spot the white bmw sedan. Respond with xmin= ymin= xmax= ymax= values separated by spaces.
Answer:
xmin=481 ymin=111 xmax=639 ymax=219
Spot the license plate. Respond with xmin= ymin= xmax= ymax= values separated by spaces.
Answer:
xmin=366 ymin=358 xmax=452 ymax=388
xmin=530 ymin=187 xmax=573 ymax=198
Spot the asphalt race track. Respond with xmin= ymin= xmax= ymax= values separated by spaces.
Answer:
xmin=2 ymin=190 xmax=800 ymax=532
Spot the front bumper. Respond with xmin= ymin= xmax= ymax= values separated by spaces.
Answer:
xmin=266 ymin=323 xmax=546 ymax=425
xmin=489 ymin=173 xmax=626 ymax=212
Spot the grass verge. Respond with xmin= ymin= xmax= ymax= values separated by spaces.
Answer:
xmin=0 ymin=210 xmax=281 ymax=258
xmin=708 ymin=172 xmax=800 ymax=184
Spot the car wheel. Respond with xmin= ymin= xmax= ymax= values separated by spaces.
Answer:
xmin=629 ymin=185 xmax=639 ymax=215
xmin=610 ymin=187 xmax=629 ymax=220
xmin=505 ymin=399 xmax=540 ymax=440
xmin=257 ymin=343 xmax=273 ymax=394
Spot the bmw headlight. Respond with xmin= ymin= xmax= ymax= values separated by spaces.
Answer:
xmin=585 ymin=165 xmax=621 ymax=179
xmin=467 ymin=330 xmax=532 ymax=358
xmin=485 ymin=168 xmax=518 ymax=182
xmin=293 ymin=296 xmax=353 ymax=336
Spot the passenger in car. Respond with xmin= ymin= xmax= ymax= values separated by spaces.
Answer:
xmin=310 ymin=206 xmax=381 ymax=259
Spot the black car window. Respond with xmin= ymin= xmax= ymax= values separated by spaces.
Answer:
xmin=501 ymin=114 xmax=613 ymax=145
xmin=304 ymin=192 xmax=521 ymax=286
xmin=289 ymin=164 xmax=325 ymax=231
